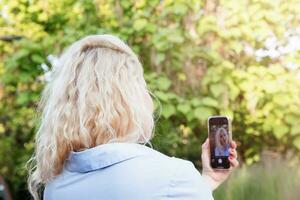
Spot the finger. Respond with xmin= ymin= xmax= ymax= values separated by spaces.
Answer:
xmin=229 ymin=156 xmax=239 ymax=168
xmin=229 ymin=149 xmax=237 ymax=158
xmin=230 ymin=140 xmax=237 ymax=149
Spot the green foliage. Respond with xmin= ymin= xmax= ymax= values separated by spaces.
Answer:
xmin=214 ymin=155 xmax=300 ymax=200
xmin=1 ymin=0 xmax=300 ymax=198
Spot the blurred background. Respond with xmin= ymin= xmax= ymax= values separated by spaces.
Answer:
xmin=1 ymin=0 xmax=300 ymax=199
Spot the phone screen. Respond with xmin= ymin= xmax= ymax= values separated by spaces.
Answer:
xmin=208 ymin=116 xmax=231 ymax=169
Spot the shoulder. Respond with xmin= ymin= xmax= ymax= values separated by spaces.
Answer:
xmin=131 ymin=147 xmax=214 ymax=199
xmin=166 ymin=157 xmax=214 ymax=200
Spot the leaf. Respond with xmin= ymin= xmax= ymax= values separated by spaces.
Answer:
xmin=187 ymin=111 xmax=195 ymax=121
xmin=201 ymin=97 xmax=219 ymax=107
xmin=263 ymin=114 xmax=276 ymax=132
xmin=0 ymin=123 xmax=5 ymax=134
xmin=133 ymin=19 xmax=148 ymax=31
xmin=293 ymin=137 xmax=300 ymax=150
xmin=240 ymin=81 xmax=254 ymax=92
xmin=146 ymin=23 xmax=157 ymax=33
xmin=191 ymin=98 xmax=201 ymax=107
xmin=156 ymin=53 xmax=165 ymax=65
xmin=228 ymin=83 xmax=240 ymax=100
xmin=16 ymin=92 xmax=30 ymax=105
xmin=230 ymin=41 xmax=243 ymax=54
xmin=162 ymin=104 xmax=176 ymax=119
xmin=210 ymin=84 xmax=225 ymax=97
xmin=173 ymin=4 xmax=188 ymax=15
xmin=290 ymin=124 xmax=300 ymax=135
xmin=14 ymin=49 xmax=30 ymax=60
xmin=177 ymin=104 xmax=191 ymax=114
xmin=177 ymin=72 xmax=186 ymax=81
xmin=166 ymin=92 xmax=179 ymax=100
xmin=273 ymin=94 xmax=291 ymax=106
xmin=155 ymin=91 xmax=169 ymax=102
xmin=31 ymin=54 xmax=44 ymax=64
xmin=167 ymin=32 xmax=184 ymax=43
xmin=222 ymin=61 xmax=235 ymax=69
xmin=194 ymin=107 xmax=214 ymax=121
xmin=284 ymin=114 xmax=299 ymax=125
xmin=156 ymin=76 xmax=172 ymax=91
xmin=221 ymin=109 xmax=234 ymax=120
xmin=273 ymin=124 xmax=289 ymax=139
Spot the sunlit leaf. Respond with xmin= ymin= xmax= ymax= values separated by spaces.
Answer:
xmin=156 ymin=76 xmax=172 ymax=90
xmin=273 ymin=124 xmax=289 ymax=139
xmin=201 ymin=97 xmax=219 ymax=107
xmin=162 ymin=104 xmax=176 ymax=119
xmin=133 ymin=19 xmax=148 ymax=31
xmin=155 ymin=91 xmax=169 ymax=102
xmin=194 ymin=106 xmax=214 ymax=121
xmin=293 ymin=137 xmax=300 ymax=150
xmin=210 ymin=84 xmax=225 ymax=97
xmin=177 ymin=104 xmax=191 ymax=114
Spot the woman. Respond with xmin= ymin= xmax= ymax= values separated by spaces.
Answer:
xmin=27 ymin=35 xmax=239 ymax=200
xmin=214 ymin=127 xmax=230 ymax=156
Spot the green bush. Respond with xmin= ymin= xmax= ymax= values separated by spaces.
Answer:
xmin=1 ymin=0 xmax=300 ymax=198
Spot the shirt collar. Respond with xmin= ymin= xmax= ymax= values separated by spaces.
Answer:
xmin=65 ymin=142 xmax=151 ymax=173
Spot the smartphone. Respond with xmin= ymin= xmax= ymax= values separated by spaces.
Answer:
xmin=208 ymin=116 xmax=232 ymax=169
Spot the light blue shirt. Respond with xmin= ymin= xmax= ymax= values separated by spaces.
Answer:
xmin=44 ymin=143 xmax=214 ymax=200
xmin=214 ymin=144 xmax=230 ymax=156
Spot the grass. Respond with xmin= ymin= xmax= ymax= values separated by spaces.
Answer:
xmin=213 ymin=151 xmax=300 ymax=200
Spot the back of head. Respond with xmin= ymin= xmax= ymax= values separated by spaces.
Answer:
xmin=27 ymin=34 xmax=154 ymax=199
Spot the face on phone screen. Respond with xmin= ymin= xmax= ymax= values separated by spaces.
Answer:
xmin=208 ymin=117 xmax=230 ymax=169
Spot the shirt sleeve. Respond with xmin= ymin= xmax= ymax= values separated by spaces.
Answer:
xmin=167 ymin=158 xmax=214 ymax=200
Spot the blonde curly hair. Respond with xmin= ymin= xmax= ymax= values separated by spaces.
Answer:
xmin=27 ymin=35 xmax=155 ymax=199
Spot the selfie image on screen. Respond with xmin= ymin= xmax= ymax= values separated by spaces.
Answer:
xmin=211 ymin=125 xmax=230 ymax=157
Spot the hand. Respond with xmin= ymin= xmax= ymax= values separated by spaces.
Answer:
xmin=201 ymin=138 xmax=239 ymax=191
